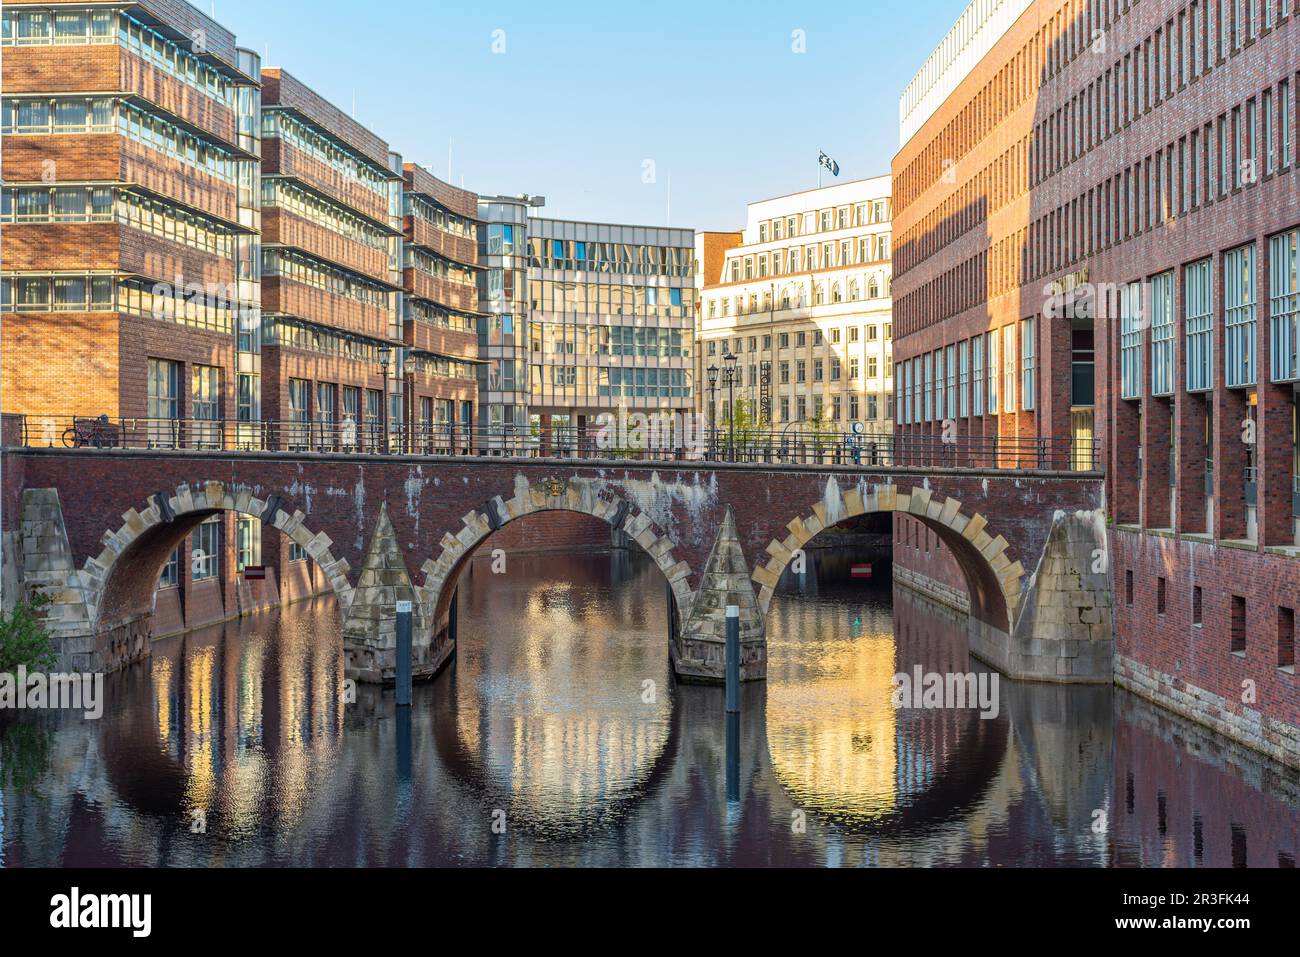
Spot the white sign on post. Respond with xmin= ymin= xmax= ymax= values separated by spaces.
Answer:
xmin=396 ymin=600 xmax=412 ymax=614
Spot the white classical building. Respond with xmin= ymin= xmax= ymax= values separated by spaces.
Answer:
xmin=696 ymin=175 xmax=894 ymax=436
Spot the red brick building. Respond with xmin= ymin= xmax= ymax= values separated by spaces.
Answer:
xmin=893 ymin=0 xmax=1299 ymax=763
xmin=399 ymin=162 xmax=481 ymax=448
xmin=1 ymin=1 xmax=268 ymax=633
xmin=1 ymin=3 xmax=486 ymax=626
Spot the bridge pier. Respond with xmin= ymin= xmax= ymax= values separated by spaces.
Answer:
xmin=1003 ymin=509 xmax=1114 ymax=682
xmin=342 ymin=502 xmax=447 ymax=684
xmin=674 ymin=506 xmax=766 ymax=683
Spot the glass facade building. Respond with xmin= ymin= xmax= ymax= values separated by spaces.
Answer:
xmin=477 ymin=195 xmax=533 ymax=435
xmin=526 ymin=218 xmax=695 ymax=438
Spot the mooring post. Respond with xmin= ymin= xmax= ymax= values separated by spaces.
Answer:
xmin=725 ymin=604 xmax=741 ymax=802
xmin=448 ymin=587 xmax=459 ymax=648
xmin=396 ymin=599 xmax=412 ymax=707
xmin=725 ymin=604 xmax=740 ymax=713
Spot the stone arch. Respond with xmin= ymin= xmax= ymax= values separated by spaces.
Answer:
xmin=417 ymin=477 xmax=694 ymax=633
xmin=83 ymin=480 xmax=354 ymax=634
xmin=750 ymin=483 xmax=1025 ymax=634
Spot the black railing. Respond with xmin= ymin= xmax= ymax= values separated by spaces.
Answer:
xmin=3 ymin=413 xmax=1103 ymax=473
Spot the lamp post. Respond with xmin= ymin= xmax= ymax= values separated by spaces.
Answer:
xmin=706 ymin=363 xmax=719 ymax=460
xmin=378 ymin=344 xmax=391 ymax=454
xmin=722 ymin=351 xmax=738 ymax=463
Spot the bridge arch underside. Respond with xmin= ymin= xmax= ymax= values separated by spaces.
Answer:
xmin=755 ymin=486 xmax=1029 ymax=678
xmin=417 ymin=489 xmax=694 ymax=678
xmin=87 ymin=483 xmax=353 ymax=670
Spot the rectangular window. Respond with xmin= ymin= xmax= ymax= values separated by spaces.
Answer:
xmin=934 ymin=349 xmax=944 ymax=422
xmin=191 ymin=364 xmax=220 ymax=448
xmin=1021 ymin=319 xmax=1036 ymax=411
xmin=972 ymin=336 xmax=985 ymax=416
xmin=236 ymin=517 xmax=261 ymax=572
xmin=146 ymin=357 xmax=179 ymax=448
xmin=958 ymin=339 xmax=970 ymax=417
xmin=1150 ymin=271 xmax=1175 ymax=396
xmin=1279 ymin=606 xmax=1296 ymax=670
xmin=1120 ymin=281 xmax=1143 ymax=400
xmin=1185 ymin=258 xmax=1214 ymax=391
xmin=288 ymin=378 xmax=310 ymax=450
xmin=158 ymin=546 xmax=179 ymax=588
xmin=1224 ymin=244 xmax=1256 ymax=387
xmin=987 ymin=331 xmax=999 ymax=414
xmin=1265 ymin=88 xmax=1276 ymax=175
xmin=1157 ymin=577 xmax=1167 ymax=615
xmin=923 ymin=352 xmax=934 ymax=422
xmin=1231 ymin=595 xmax=1247 ymax=655
xmin=193 ymin=517 xmax=220 ymax=582
xmin=1003 ymin=325 xmax=1016 ymax=413
xmin=1281 ymin=80 xmax=1293 ymax=169
xmin=911 ymin=357 xmax=922 ymax=424
xmin=1270 ymin=228 xmax=1299 ymax=382
xmin=1125 ymin=569 xmax=1134 ymax=606
xmin=897 ymin=362 xmax=908 ymax=426
xmin=192 ymin=365 xmax=219 ymax=419
xmin=1193 ymin=585 xmax=1203 ymax=625
xmin=945 ymin=344 xmax=958 ymax=419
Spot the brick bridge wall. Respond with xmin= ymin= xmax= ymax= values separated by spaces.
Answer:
xmin=3 ymin=448 xmax=1110 ymax=684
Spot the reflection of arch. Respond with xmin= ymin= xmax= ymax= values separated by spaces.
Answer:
xmin=86 ymin=481 xmax=353 ymax=633
xmin=428 ymin=655 xmax=686 ymax=839
xmin=754 ymin=483 xmax=1024 ymax=633
xmin=418 ymin=478 xmax=694 ymax=633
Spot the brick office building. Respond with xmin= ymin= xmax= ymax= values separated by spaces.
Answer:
xmin=1 ymin=5 xmax=487 ymax=627
xmin=892 ymin=0 xmax=1299 ymax=763
xmin=399 ymin=162 xmax=480 ymax=447
xmin=257 ymin=68 xmax=406 ymax=603
xmin=1 ymin=1 xmax=266 ymax=633
xmin=1 ymin=1 xmax=261 ymax=436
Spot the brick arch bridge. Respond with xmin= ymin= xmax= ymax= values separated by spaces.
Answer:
xmin=3 ymin=448 xmax=1112 ymax=683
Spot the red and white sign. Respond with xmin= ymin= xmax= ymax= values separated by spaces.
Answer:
xmin=242 ymin=565 xmax=267 ymax=581
xmin=850 ymin=563 xmax=873 ymax=579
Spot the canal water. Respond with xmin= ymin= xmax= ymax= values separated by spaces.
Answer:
xmin=1 ymin=549 xmax=1297 ymax=867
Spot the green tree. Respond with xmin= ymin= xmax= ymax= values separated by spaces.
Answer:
xmin=806 ymin=404 xmax=836 ymax=453
xmin=721 ymin=397 xmax=759 ymax=457
xmin=0 ymin=593 xmax=56 ymax=675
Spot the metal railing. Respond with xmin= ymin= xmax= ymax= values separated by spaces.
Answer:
xmin=3 ymin=413 xmax=1103 ymax=473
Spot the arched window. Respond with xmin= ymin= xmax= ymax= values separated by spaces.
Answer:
xmin=831 ymin=282 xmax=842 ymax=304
xmin=849 ymin=279 xmax=860 ymax=301
xmin=814 ymin=283 xmax=825 ymax=305
xmin=868 ymin=276 xmax=880 ymax=299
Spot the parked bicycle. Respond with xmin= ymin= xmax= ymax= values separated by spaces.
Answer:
xmin=62 ymin=415 xmax=119 ymax=449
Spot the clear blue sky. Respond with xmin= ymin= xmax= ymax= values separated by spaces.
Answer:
xmin=208 ymin=0 xmax=970 ymax=231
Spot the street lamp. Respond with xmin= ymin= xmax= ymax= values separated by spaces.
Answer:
xmin=706 ymin=363 xmax=719 ymax=459
xmin=378 ymin=344 xmax=391 ymax=454
xmin=722 ymin=351 xmax=738 ymax=462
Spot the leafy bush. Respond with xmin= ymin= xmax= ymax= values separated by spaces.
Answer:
xmin=0 ymin=593 xmax=56 ymax=674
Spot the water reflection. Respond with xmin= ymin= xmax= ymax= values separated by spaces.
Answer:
xmin=0 ymin=548 xmax=1295 ymax=867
